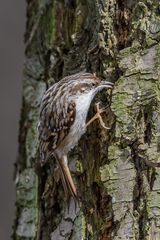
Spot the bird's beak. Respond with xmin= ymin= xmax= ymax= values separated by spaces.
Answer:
xmin=95 ymin=81 xmax=114 ymax=93
xmin=99 ymin=81 xmax=114 ymax=89
xmin=93 ymin=81 xmax=114 ymax=96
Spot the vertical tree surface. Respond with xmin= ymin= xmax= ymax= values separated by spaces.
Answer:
xmin=13 ymin=0 xmax=160 ymax=239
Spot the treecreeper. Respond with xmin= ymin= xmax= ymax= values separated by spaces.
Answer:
xmin=38 ymin=72 xmax=113 ymax=199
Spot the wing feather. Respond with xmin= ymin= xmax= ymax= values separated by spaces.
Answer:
xmin=38 ymin=84 xmax=76 ymax=165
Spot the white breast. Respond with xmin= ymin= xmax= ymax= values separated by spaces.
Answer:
xmin=56 ymin=92 xmax=93 ymax=157
xmin=72 ymin=92 xmax=93 ymax=133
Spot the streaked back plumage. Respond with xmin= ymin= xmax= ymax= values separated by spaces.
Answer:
xmin=38 ymin=72 xmax=113 ymax=198
xmin=38 ymin=72 xmax=100 ymax=164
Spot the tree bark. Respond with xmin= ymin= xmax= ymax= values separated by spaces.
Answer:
xmin=13 ymin=0 xmax=160 ymax=239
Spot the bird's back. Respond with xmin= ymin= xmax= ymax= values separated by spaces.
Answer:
xmin=38 ymin=72 xmax=100 ymax=163
xmin=38 ymin=80 xmax=76 ymax=164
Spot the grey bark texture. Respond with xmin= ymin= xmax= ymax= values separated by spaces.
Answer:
xmin=13 ymin=0 xmax=160 ymax=239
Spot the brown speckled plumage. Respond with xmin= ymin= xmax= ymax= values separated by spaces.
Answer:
xmin=38 ymin=72 xmax=113 ymax=198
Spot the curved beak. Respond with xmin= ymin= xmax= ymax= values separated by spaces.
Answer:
xmin=96 ymin=81 xmax=114 ymax=92
xmin=100 ymin=81 xmax=114 ymax=89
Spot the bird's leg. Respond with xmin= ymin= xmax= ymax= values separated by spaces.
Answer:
xmin=86 ymin=102 xmax=110 ymax=130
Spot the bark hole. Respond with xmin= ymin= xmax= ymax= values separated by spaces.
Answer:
xmin=115 ymin=0 xmax=131 ymax=49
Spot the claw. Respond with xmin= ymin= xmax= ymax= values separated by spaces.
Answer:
xmin=86 ymin=102 xmax=110 ymax=130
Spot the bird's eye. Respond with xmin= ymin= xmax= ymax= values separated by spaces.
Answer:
xmin=92 ymin=82 xmax=96 ymax=87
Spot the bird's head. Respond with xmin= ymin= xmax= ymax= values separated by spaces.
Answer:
xmin=66 ymin=72 xmax=114 ymax=98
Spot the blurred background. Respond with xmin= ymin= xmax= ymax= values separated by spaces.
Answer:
xmin=0 ymin=0 xmax=25 ymax=239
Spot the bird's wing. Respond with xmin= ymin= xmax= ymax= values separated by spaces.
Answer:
xmin=38 ymin=85 xmax=76 ymax=165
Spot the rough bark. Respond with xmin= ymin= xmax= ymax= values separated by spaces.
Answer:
xmin=13 ymin=0 xmax=160 ymax=239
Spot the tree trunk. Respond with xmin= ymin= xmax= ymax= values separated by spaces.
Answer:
xmin=13 ymin=0 xmax=160 ymax=239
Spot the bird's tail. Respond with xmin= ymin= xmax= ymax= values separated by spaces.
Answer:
xmin=55 ymin=155 xmax=77 ymax=199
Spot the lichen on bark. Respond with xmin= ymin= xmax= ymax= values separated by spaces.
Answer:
xmin=13 ymin=0 xmax=160 ymax=239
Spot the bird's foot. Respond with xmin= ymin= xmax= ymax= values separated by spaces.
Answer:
xmin=86 ymin=102 xmax=110 ymax=130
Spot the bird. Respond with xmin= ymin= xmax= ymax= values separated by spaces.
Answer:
xmin=38 ymin=72 xmax=113 ymax=199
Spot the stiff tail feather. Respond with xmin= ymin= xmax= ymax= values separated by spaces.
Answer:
xmin=55 ymin=155 xmax=77 ymax=199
